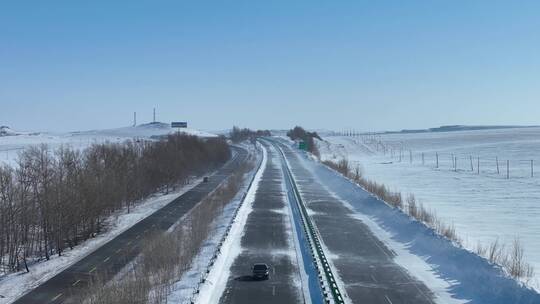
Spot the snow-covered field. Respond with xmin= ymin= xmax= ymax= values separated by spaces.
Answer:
xmin=0 ymin=123 xmax=217 ymax=167
xmin=317 ymin=127 xmax=540 ymax=288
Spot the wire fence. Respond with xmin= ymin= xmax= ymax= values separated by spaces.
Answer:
xmin=338 ymin=133 xmax=539 ymax=180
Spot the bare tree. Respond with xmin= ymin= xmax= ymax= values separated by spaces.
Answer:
xmin=0 ymin=134 xmax=231 ymax=275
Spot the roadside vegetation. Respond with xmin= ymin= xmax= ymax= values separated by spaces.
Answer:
xmin=0 ymin=133 xmax=230 ymax=275
xmin=229 ymin=126 xmax=271 ymax=143
xmin=287 ymin=126 xmax=321 ymax=157
xmin=79 ymin=158 xmax=255 ymax=304
xmin=322 ymin=158 xmax=535 ymax=281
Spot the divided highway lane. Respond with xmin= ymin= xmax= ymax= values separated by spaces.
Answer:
xmin=274 ymin=140 xmax=436 ymax=304
xmin=219 ymin=142 xmax=303 ymax=304
xmin=14 ymin=146 xmax=248 ymax=304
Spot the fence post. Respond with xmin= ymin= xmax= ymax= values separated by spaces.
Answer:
xmin=507 ymin=160 xmax=509 ymax=179
xmin=409 ymin=150 xmax=412 ymax=163
xmin=436 ymin=152 xmax=439 ymax=168
xmin=477 ymin=157 xmax=480 ymax=175
xmin=455 ymin=156 xmax=458 ymax=172
xmin=422 ymin=152 xmax=425 ymax=165
xmin=496 ymin=157 xmax=499 ymax=174
xmin=470 ymin=156 xmax=473 ymax=171
xmin=531 ymin=160 xmax=534 ymax=178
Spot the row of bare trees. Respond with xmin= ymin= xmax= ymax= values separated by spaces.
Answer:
xmin=229 ymin=126 xmax=271 ymax=143
xmin=0 ymin=133 xmax=230 ymax=274
xmin=287 ymin=126 xmax=321 ymax=156
xmin=80 ymin=161 xmax=252 ymax=304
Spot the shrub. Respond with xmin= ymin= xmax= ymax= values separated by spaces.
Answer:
xmin=229 ymin=126 xmax=271 ymax=143
xmin=287 ymin=126 xmax=321 ymax=157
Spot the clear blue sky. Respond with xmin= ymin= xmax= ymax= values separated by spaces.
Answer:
xmin=1 ymin=1 xmax=539 ymax=132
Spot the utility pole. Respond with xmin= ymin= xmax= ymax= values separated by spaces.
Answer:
xmin=153 ymin=108 xmax=156 ymax=123
xmin=133 ymin=112 xmax=137 ymax=126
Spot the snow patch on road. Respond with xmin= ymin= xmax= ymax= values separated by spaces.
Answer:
xmin=166 ymin=144 xmax=261 ymax=302
xmin=281 ymin=167 xmax=313 ymax=304
xmin=291 ymin=144 xmax=465 ymax=302
xmin=194 ymin=143 xmax=267 ymax=304
xmin=326 ymin=187 xmax=466 ymax=304
xmin=288 ymin=138 xmax=540 ymax=304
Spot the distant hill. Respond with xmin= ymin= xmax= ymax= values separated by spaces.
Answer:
xmin=381 ymin=125 xmax=538 ymax=135
xmin=0 ymin=126 xmax=17 ymax=136
xmin=71 ymin=122 xmax=217 ymax=138
xmin=0 ymin=126 xmax=36 ymax=136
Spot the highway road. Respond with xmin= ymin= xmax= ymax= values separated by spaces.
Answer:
xmin=218 ymin=142 xmax=304 ymax=304
xmin=13 ymin=146 xmax=248 ymax=304
xmin=275 ymin=140 xmax=435 ymax=304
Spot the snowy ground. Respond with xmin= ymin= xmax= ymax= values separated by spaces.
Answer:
xmin=316 ymin=127 xmax=540 ymax=289
xmin=0 ymin=181 xmax=200 ymax=304
xmin=280 ymin=137 xmax=540 ymax=303
xmin=0 ymin=122 xmax=217 ymax=167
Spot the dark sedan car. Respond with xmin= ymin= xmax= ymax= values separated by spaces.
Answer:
xmin=252 ymin=263 xmax=270 ymax=280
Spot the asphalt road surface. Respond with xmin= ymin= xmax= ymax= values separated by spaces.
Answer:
xmin=13 ymin=146 xmax=247 ymax=304
xmin=219 ymin=142 xmax=304 ymax=304
xmin=276 ymin=140 xmax=435 ymax=304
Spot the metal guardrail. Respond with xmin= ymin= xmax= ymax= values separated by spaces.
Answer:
xmin=190 ymin=143 xmax=265 ymax=303
xmin=269 ymin=139 xmax=345 ymax=304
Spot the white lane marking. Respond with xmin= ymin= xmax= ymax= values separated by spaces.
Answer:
xmin=51 ymin=293 xmax=63 ymax=302
xmin=385 ymin=295 xmax=394 ymax=304
xmin=103 ymin=256 xmax=110 ymax=262
xmin=89 ymin=266 xmax=96 ymax=273
xmin=371 ymin=274 xmax=378 ymax=283
xmin=72 ymin=280 xmax=81 ymax=286
xmin=272 ymin=285 xmax=276 ymax=296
